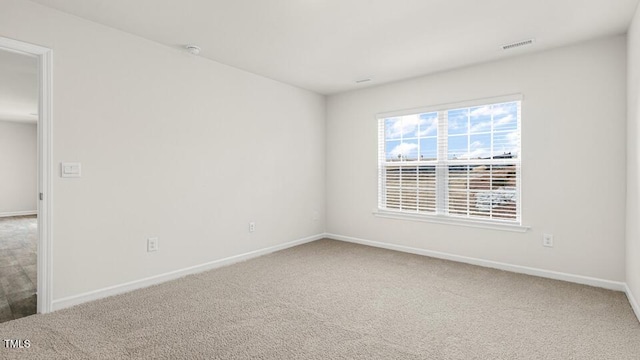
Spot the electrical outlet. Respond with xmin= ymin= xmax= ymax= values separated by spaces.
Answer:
xmin=147 ymin=237 xmax=159 ymax=252
xmin=543 ymin=233 xmax=553 ymax=248
xmin=249 ymin=222 xmax=255 ymax=233
xmin=312 ymin=210 xmax=320 ymax=221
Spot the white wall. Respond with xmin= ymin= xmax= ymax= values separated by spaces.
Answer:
xmin=0 ymin=0 xmax=325 ymax=300
xmin=327 ymin=36 xmax=627 ymax=282
xmin=0 ymin=0 xmax=631 ymax=310
xmin=0 ymin=120 xmax=37 ymax=215
xmin=627 ymin=3 xmax=640 ymax=316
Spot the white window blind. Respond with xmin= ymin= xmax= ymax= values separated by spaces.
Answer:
xmin=378 ymin=97 xmax=521 ymax=224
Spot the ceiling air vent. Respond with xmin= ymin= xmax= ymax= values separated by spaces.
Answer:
xmin=501 ymin=39 xmax=535 ymax=51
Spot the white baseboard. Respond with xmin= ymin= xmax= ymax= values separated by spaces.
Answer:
xmin=625 ymin=284 xmax=640 ymax=323
xmin=50 ymin=231 xmax=638 ymax=323
xmin=51 ymin=233 xmax=325 ymax=311
xmin=326 ymin=233 xmax=626 ymax=292
xmin=0 ymin=210 xmax=37 ymax=218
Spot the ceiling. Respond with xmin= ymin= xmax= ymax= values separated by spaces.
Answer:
xmin=29 ymin=0 xmax=640 ymax=94
xmin=0 ymin=48 xmax=38 ymax=123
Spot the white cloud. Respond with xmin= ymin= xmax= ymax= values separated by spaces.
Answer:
xmin=469 ymin=105 xmax=492 ymax=116
xmin=458 ymin=140 xmax=490 ymax=159
xmin=505 ymin=130 xmax=520 ymax=154
xmin=470 ymin=120 xmax=491 ymax=133
xmin=448 ymin=119 xmax=465 ymax=132
xmin=417 ymin=118 xmax=437 ymax=137
xmin=492 ymin=130 xmax=520 ymax=156
xmin=386 ymin=115 xmax=419 ymax=139
xmin=386 ymin=114 xmax=437 ymax=139
xmin=506 ymin=131 xmax=518 ymax=143
xmin=494 ymin=114 xmax=515 ymax=128
xmin=468 ymin=107 xmax=516 ymax=133
xmin=389 ymin=142 xmax=419 ymax=159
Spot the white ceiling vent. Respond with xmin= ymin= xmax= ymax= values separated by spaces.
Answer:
xmin=501 ymin=39 xmax=535 ymax=51
xmin=185 ymin=45 xmax=201 ymax=55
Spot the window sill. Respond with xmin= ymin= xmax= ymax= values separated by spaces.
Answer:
xmin=372 ymin=210 xmax=530 ymax=233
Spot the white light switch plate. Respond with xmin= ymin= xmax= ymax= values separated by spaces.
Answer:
xmin=61 ymin=162 xmax=81 ymax=178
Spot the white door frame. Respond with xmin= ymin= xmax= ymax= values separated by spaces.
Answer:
xmin=0 ymin=37 xmax=53 ymax=313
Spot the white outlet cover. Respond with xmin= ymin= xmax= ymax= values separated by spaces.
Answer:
xmin=543 ymin=234 xmax=553 ymax=247
xmin=147 ymin=237 xmax=159 ymax=252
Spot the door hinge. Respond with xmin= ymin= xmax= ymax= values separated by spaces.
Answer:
xmin=39 ymin=193 xmax=43 ymax=200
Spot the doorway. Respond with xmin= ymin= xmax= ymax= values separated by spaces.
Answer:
xmin=0 ymin=37 xmax=53 ymax=317
xmin=0 ymin=47 xmax=38 ymax=322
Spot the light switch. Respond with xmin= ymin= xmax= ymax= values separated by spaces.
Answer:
xmin=61 ymin=162 xmax=81 ymax=178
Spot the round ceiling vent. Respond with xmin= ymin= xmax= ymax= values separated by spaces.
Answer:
xmin=185 ymin=45 xmax=201 ymax=55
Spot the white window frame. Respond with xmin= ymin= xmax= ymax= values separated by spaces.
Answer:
xmin=374 ymin=94 xmax=529 ymax=232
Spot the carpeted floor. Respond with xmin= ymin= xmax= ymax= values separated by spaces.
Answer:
xmin=0 ymin=239 xmax=638 ymax=359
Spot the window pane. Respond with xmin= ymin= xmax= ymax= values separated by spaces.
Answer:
xmin=493 ymin=130 xmax=518 ymax=158
xmin=417 ymin=166 xmax=436 ymax=213
xmin=386 ymin=188 xmax=400 ymax=209
xmin=448 ymin=135 xmax=467 ymax=160
xmin=470 ymin=106 xmax=492 ymax=134
xmin=493 ymin=102 xmax=518 ymax=131
xmin=418 ymin=166 xmax=436 ymax=213
xmin=448 ymin=165 xmax=469 ymax=190
xmin=492 ymin=165 xmax=517 ymax=189
xmin=473 ymin=191 xmax=517 ymax=220
xmin=385 ymin=115 xmax=424 ymax=140
xmin=417 ymin=166 xmax=436 ymax=189
xmin=385 ymin=139 xmax=418 ymax=161
xmin=384 ymin=166 xmax=401 ymax=209
xmin=401 ymin=114 xmax=421 ymax=138
xmin=401 ymin=188 xmax=418 ymax=211
xmin=448 ymin=108 xmax=468 ymax=135
xmin=467 ymin=165 xmax=517 ymax=220
xmin=401 ymin=139 xmax=419 ymax=161
xmin=468 ymin=164 xmax=491 ymax=218
xmin=469 ymin=133 xmax=491 ymax=159
xmin=385 ymin=166 xmax=401 ymax=187
xmin=419 ymin=137 xmax=437 ymax=160
xmin=469 ymin=165 xmax=490 ymax=191
xmin=448 ymin=165 xmax=470 ymax=217
xmin=448 ymin=193 xmax=468 ymax=215
xmin=385 ymin=140 xmax=401 ymax=160
xmin=385 ymin=118 xmax=401 ymax=140
xmin=401 ymin=167 xmax=418 ymax=188
xmin=419 ymin=112 xmax=438 ymax=137
xmin=417 ymin=190 xmax=436 ymax=212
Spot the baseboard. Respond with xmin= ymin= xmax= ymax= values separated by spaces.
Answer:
xmin=0 ymin=210 xmax=37 ymax=218
xmin=326 ymin=233 xmax=626 ymax=292
xmin=625 ymin=284 xmax=640 ymax=323
xmin=51 ymin=233 xmax=325 ymax=311
xmin=50 ymin=232 xmax=636 ymax=318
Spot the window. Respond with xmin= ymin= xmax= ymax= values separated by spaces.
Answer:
xmin=377 ymin=96 xmax=521 ymax=225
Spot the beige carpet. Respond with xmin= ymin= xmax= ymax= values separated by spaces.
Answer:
xmin=0 ymin=239 xmax=638 ymax=359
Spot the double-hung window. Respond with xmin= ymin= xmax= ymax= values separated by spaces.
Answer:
xmin=377 ymin=95 xmax=522 ymax=226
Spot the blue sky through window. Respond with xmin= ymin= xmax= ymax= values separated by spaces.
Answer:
xmin=384 ymin=102 xmax=519 ymax=161
xmin=385 ymin=112 xmax=437 ymax=160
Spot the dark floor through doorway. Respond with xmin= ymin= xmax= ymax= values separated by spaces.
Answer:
xmin=0 ymin=215 xmax=37 ymax=323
